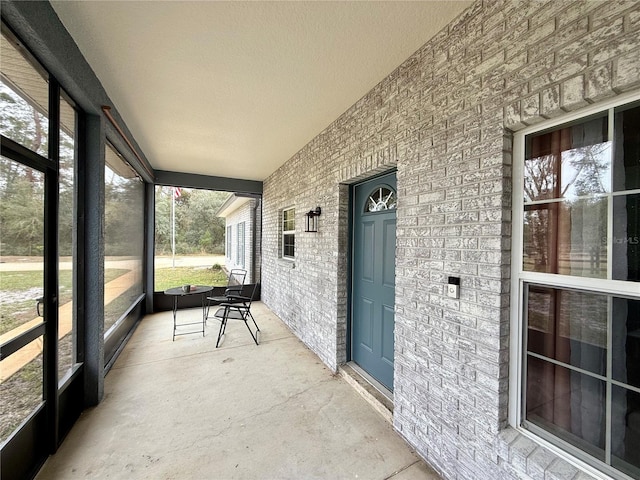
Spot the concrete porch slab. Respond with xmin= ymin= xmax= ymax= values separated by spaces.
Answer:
xmin=35 ymin=302 xmax=441 ymax=479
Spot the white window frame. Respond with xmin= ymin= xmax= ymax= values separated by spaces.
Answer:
xmin=281 ymin=207 xmax=295 ymax=260
xmin=226 ymin=225 xmax=232 ymax=260
xmin=510 ymin=91 xmax=640 ymax=478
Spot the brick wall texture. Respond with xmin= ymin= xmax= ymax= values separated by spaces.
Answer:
xmin=262 ymin=1 xmax=640 ymax=479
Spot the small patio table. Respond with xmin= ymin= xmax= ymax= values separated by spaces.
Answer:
xmin=164 ymin=285 xmax=213 ymax=341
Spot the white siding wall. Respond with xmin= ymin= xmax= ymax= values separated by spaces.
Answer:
xmin=223 ymin=199 xmax=260 ymax=284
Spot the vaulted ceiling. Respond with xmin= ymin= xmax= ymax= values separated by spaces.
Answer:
xmin=51 ymin=1 xmax=471 ymax=181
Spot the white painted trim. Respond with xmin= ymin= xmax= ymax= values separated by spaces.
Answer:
xmin=518 ymin=272 xmax=640 ymax=297
xmin=509 ymin=129 xmax=525 ymax=427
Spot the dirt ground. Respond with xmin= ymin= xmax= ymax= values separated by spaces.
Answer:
xmin=0 ymin=255 xmax=225 ymax=271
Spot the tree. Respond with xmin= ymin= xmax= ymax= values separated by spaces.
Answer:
xmin=0 ymin=160 xmax=45 ymax=255
xmin=154 ymin=186 xmax=228 ymax=255
xmin=104 ymin=168 xmax=144 ymax=256
xmin=0 ymin=84 xmax=49 ymax=256
xmin=0 ymin=85 xmax=49 ymax=157
xmin=524 ymin=136 xmax=611 ymax=274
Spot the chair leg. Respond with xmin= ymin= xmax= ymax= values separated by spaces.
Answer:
xmin=216 ymin=317 xmax=227 ymax=347
xmin=248 ymin=312 xmax=260 ymax=333
xmin=242 ymin=311 xmax=259 ymax=345
xmin=243 ymin=319 xmax=259 ymax=345
xmin=216 ymin=306 xmax=229 ymax=348
xmin=247 ymin=312 xmax=260 ymax=338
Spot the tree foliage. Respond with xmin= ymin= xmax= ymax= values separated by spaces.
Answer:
xmin=104 ymin=168 xmax=145 ymax=256
xmin=1 ymin=84 xmax=48 ymax=256
xmin=2 ymin=82 xmax=229 ymax=258
xmin=154 ymin=187 xmax=228 ymax=255
xmin=0 ymin=160 xmax=45 ymax=255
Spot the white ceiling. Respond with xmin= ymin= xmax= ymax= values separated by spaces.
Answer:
xmin=51 ymin=1 xmax=471 ymax=182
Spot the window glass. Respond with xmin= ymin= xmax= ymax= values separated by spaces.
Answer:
xmin=104 ymin=144 xmax=144 ymax=332
xmin=365 ymin=186 xmax=397 ymax=212
xmin=611 ymin=297 xmax=640 ymax=389
xmin=613 ymin=104 xmax=640 ymax=192
xmin=523 ymin=109 xmax=639 ymax=282
xmin=527 ymin=286 xmax=607 ymax=376
xmin=613 ymin=194 xmax=640 ymax=281
xmin=283 ymin=208 xmax=295 ymax=231
xmin=526 ymin=356 xmax=606 ymax=460
xmin=612 ymin=104 xmax=640 ymax=283
xmin=523 ymin=198 xmax=608 ymax=278
xmin=58 ymin=92 xmax=77 ymax=382
xmin=282 ymin=208 xmax=295 ymax=259
xmin=283 ymin=234 xmax=295 ymax=258
xmin=525 ymin=288 xmax=640 ymax=475
xmin=227 ymin=226 xmax=232 ymax=259
xmin=525 ymin=116 xmax=610 ymax=202
xmin=0 ymin=29 xmax=49 ymax=157
xmin=611 ymin=386 xmax=640 ymax=476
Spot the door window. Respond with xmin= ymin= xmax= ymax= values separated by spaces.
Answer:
xmin=0 ymin=26 xmax=50 ymax=446
xmin=364 ymin=186 xmax=396 ymax=212
xmin=57 ymin=92 xmax=77 ymax=383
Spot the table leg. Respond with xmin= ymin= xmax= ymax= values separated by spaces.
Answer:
xmin=201 ymin=294 xmax=206 ymax=336
xmin=172 ymin=295 xmax=178 ymax=341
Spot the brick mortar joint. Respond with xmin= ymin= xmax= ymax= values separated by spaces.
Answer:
xmin=496 ymin=427 xmax=599 ymax=480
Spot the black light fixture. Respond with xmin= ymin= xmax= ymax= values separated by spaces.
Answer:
xmin=305 ymin=207 xmax=322 ymax=232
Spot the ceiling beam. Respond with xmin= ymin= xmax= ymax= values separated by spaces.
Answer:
xmin=154 ymin=170 xmax=262 ymax=195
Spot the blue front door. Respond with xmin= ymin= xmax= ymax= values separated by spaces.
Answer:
xmin=351 ymin=173 xmax=396 ymax=391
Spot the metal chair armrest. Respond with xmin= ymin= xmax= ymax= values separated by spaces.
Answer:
xmin=224 ymin=294 xmax=250 ymax=303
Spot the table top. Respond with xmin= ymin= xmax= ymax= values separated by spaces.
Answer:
xmin=164 ymin=285 xmax=213 ymax=296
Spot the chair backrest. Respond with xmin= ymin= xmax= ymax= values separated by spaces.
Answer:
xmin=228 ymin=269 xmax=247 ymax=287
xmin=235 ymin=282 xmax=258 ymax=310
xmin=225 ymin=269 xmax=247 ymax=296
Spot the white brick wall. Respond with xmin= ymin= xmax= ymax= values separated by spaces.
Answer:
xmin=223 ymin=199 xmax=261 ymax=284
xmin=262 ymin=1 xmax=640 ymax=478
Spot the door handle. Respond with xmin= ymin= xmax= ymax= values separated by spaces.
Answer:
xmin=36 ymin=296 xmax=44 ymax=317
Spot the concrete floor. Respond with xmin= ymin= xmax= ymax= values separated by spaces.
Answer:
xmin=35 ymin=302 xmax=441 ymax=480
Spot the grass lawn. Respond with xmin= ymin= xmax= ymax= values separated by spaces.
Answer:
xmin=1 ymin=266 xmax=229 ymax=335
xmin=154 ymin=266 xmax=228 ymax=291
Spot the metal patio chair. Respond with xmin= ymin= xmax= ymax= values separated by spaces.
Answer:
xmin=212 ymin=282 xmax=260 ymax=347
xmin=205 ymin=268 xmax=247 ymax=315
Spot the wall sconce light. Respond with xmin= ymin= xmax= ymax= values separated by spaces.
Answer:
xmin=305 ymin=207 xmax=322 ymax=232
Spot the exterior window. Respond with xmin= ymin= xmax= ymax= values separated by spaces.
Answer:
xmin=237 ymin=222 xmax=245 ymax=268
xmin=365 ymin=186 xmax=396 ymax=212
xmin=282 ymin=207 xmax=295 ymax=259
xmin=514 ymin=99 xmax=640 ymax=479
xmin=226 ymin=225 xmax=232 ymax=259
